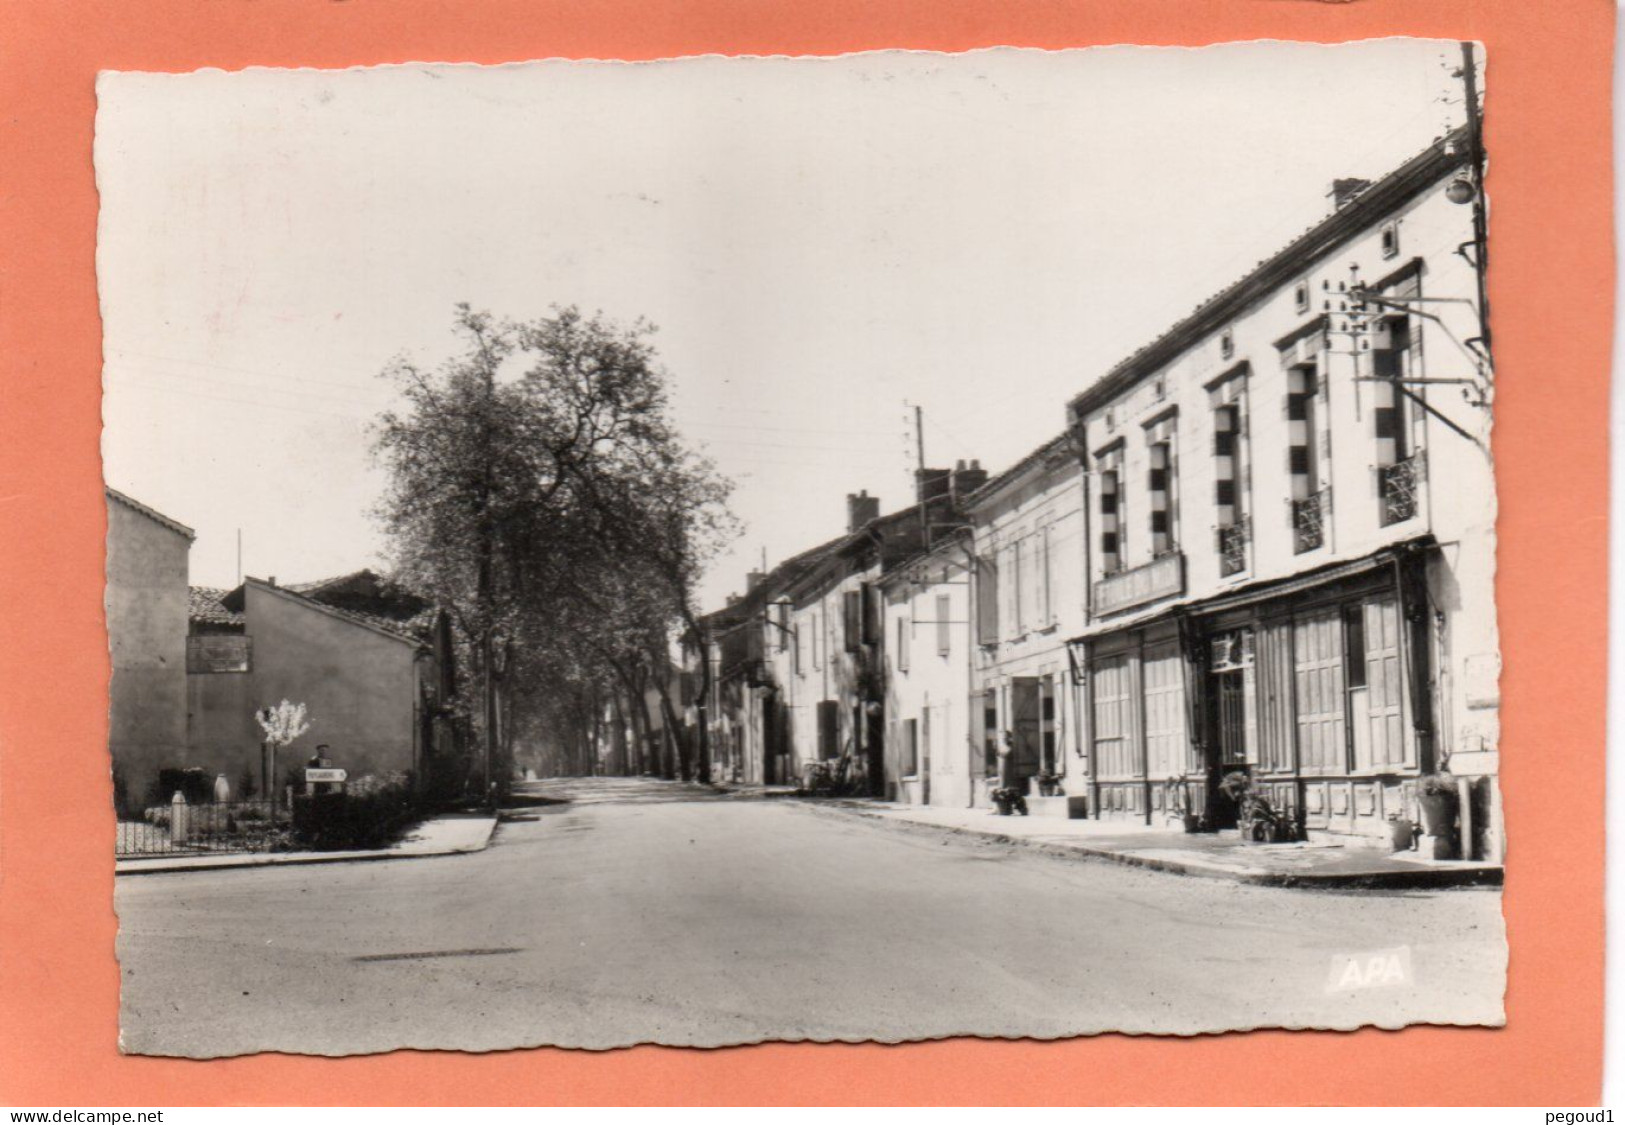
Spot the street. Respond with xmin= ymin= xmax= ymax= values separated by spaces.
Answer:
xmin=116 ymin=778 xmax=1506 ymax=1057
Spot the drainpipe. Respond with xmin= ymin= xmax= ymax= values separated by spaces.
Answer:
xmin=1071 ymin=417 xmax=1098 ymax=816
xmin=953 ymin=529 xmax=979 ymax=808
xmin=1388 ymin=545 xmax=1435 ymax=774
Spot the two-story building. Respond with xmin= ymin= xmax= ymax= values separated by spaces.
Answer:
xmin=1065 ymin=130 xmax=1499 ymax=856
xmin=106 ymin=489 xmax=195 ymax=815
xmin=878 ymin=522 xmax=977 ymax=809
xmin=965 ymin=438 xmax=1090 ymax=811
xmin=703 ymin=468 xmax=982 ymax=795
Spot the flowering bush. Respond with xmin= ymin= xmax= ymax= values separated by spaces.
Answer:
xmin=256 ymin=700 xmax=311 ymax=748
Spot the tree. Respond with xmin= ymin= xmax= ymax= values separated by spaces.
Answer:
xmin=372 ymin=304 xmax=735 ymax=793
xmin=255 ymin=699 xmax=311 ymax=806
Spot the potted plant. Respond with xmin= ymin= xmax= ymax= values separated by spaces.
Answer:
xmin=1220 ymin=770 xmax=1298 ymax=844
xmin=1416 ymin=773 xmax=1459 ymax=837
xmin=1035 ymin=771 xmax=1062 ymax=798
xmin=1387 ymin=815 xmax=1417 ymax=852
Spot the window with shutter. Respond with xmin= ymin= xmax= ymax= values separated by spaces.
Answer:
xmin=1039 ymin=524 xmax=1053 ymax=625
xmin=1008 ymin=541 xmax=1024 ymax=639
xmin=843 ymin=590 xmax=862 ymax=654
xmin=817 ymin=700 xmax=840 ymax=759
xmin=936 ymin=593 xmax=951 ymax=656
xmin=897 ymin=613 xmax=911 ymax=673
xmin=976 ymin=552 xmax=999 ymax=645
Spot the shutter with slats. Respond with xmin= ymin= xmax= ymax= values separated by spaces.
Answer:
xmin=1293 ymin=609 xmax=1347 ymax=773
xmin=1142 ymin=643 xmax=1187 ymax=778
xmin=1255 ymin=617 xmax=1298 ymax=774
xmin=1363 ymin=596 xmax=1413 ymax=769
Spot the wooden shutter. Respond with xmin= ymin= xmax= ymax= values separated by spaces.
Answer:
xmin=1092 ymin=656 xmax=1134 ymax=779
xmin=1255 ymin=617 xmax=1298 ymax=774
xmin=817 ymin=700 xmax=839 ymax=759
xmin=1293 ymin=609 xmax=1347 ymax=773
xmin=862 ymin=583 xmax=881 ymax=646
xmin=1363 ymin=596 xmax=1413 ymax=769
xmin=1039 ymin=525 xmax=1053 ymax=625
xmin=976 ymin=553 xmax=999 ymax=644
xmin=936 ymin=593 xmax=951 ymax=656
xmin=1007 ymin=542 xmax=1023 ymax=639
xmin=843 ymin=591 xmax=862 ymax=653
xmin=1142 ymin=643 xmax=1187 ymax=778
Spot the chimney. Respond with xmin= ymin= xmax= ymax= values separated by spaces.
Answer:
xmin=846 ymin=490 xmax=880 ymax=532
xmin=914 ymin=467 xmax=951 ymax=505
xmin=746 ymin=569 xmax=767 ymax=593
xmin=950 ymin=458 xmax=989 ymax=504
xmin=268 ymin=576 xmax=277 ymax=588
xmin=1328 ymin=177 xmax=1371 ymax=211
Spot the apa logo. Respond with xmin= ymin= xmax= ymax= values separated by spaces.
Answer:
xmin=1325 ymin=946 xmax=1413 ymax=992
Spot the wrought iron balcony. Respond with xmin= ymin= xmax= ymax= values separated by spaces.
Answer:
xmin=1379 ymin=452 xmax=1425 ymax=526
xmin=1217 ymin=518 xmax=1250 ymax=577
xmin=1291 ymin=488 xmax=1330 ymax=554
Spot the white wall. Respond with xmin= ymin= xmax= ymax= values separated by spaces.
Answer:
xmin=883 ymin=545 xmax=975 ymax=808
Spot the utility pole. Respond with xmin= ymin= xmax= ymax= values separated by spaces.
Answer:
xmin=915 ymin=403 xmax=929 ymax=551
xmin=1460 ymin=40 xmax=1490 ymax=355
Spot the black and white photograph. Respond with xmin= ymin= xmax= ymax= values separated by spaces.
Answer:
xmin=99 ymin=40 xmax=1504 ymax=1057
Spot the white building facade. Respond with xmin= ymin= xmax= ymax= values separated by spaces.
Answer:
xmin=880 ymin=535 xmax=976 ymax=809
xmin=1066 ymin=132 xmax=1500 ymax=855
xmin=966 ymin=437 xmax=1091 ymax=811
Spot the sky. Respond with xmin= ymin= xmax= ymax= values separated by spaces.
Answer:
xmin=97 ymin=41 xmax=1467 ymax=608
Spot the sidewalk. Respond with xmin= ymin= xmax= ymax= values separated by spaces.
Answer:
xmin=114 ymin=812 xmax=499 ymax=876
xmin=816 ymin=800 xmax=1502 ymax=889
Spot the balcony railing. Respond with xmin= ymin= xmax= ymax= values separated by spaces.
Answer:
xmin=1291 ymin=488 xmax=1330 ymax=554
xmin=1379 ymin=452 xmax=1425 ymax=526
xmin=1093 ymin=550 xmax=1185 ymax=616
xmin=1217 ymin=518 xmax=1250 ymax=577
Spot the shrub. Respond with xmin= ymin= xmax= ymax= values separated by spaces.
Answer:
xmin=291 ymin=773 xmax=419 ymax=850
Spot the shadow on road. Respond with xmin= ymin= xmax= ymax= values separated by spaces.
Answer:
xmin=509 ymin=777 xmax=736 ymax=807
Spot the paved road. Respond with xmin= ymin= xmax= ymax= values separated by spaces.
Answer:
xmin=116 ymin=777 xmax=1505 ymax=1056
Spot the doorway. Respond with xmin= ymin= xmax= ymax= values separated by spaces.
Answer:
xmin=1009 ymin=677 xmax=1043 ymax=787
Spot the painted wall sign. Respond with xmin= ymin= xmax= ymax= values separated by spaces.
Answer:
xmin=185 ymin=634 xmax=251 ymax=674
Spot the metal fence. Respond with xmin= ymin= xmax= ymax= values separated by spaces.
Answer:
xmin=115 ymin=798 xmax=288 ymax=858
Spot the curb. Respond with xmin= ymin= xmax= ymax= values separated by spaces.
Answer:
xmin=808 ymin=803 xmax=1502 ymax=890
xmin=114 ymin=817 xmax=499 ymax=877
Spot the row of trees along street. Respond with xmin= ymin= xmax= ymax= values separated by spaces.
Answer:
xmin=372 ymin=305 xmax=737 ymax=797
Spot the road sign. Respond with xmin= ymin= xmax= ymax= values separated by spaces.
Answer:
xmin=305 ymin=768 xmax=348 ymax=783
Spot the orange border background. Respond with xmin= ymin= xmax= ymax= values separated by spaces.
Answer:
xmin=0 ymin=0 xmax=1611 ymax=1107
